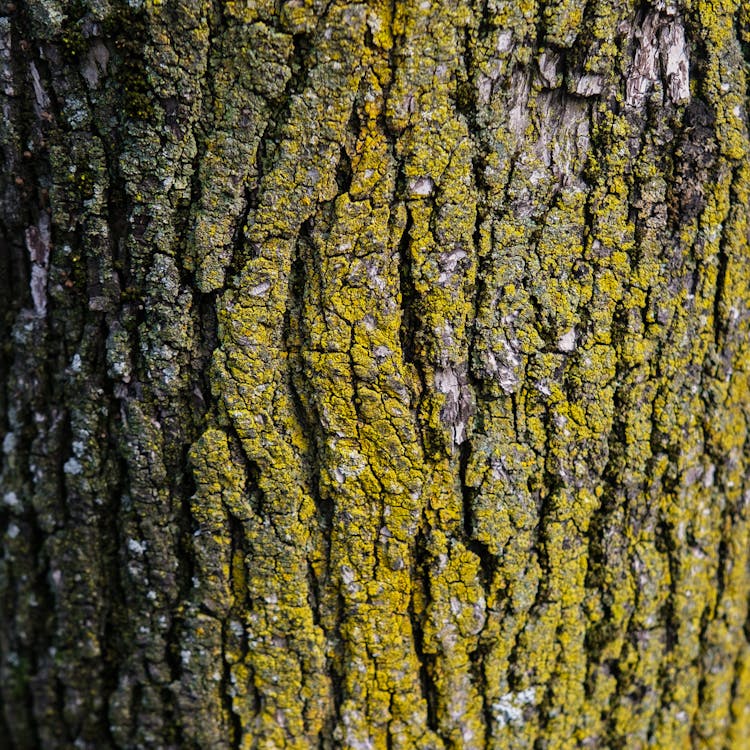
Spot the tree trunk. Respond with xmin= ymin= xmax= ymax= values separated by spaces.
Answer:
xmin=2 ymin=0 xmax=750 ymax=748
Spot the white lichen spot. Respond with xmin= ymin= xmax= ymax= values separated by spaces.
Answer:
xmin=537 ymin=380 xmax=551 ymax=397
xmin=63 ymin=457 xmax=83 ymax=475
xmin=180 ymin=649 xmax=191 ymax=666
xmin=71 ymin=353 xmax=82 ymax=373
xmin=557 ymin=328 xmax=576 ymax=352
xmin=7 ymin=522 xmax=19 ymax=539
xmin=437 ymin=249 xmax=467 ymax=285
xmin=338 ymin=707 xmax=375 ymax=750
xmin=64 ymin=97 xmax=88 ymax=128
xmin=248 ymin=280 xmax=271 ymax=297
xmin=373 ymin=345 xmax=391 ymax=362
xmin=340 ymin=565 xmax=355 ymax=586
xmin=492 ymin=687 xmax=537 ymax=728
xmin=161 ymin=363 xmax=178 ymax=385
xmin=366 ymin=13 xmax=382 ymax=36
xmin=365 ymin=261 xmax=386 ymax=292
xmin=485 ymin=338 xmax=521 ymax=394
xmin=496 ymin=31 xmax=513 ymax=53
xmin=3 ymin=432 xmax=15 ymax=454
xmin=4 ymin=491 xmax=19 ymax=507
xmin=127 ymin=538 xmax=146 ymax=556
xmin=409 ymin=176 xmax=435 ymax=196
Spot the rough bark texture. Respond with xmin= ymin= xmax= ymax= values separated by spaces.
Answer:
xmin=2 ymin=0 xmax=750 ymax=748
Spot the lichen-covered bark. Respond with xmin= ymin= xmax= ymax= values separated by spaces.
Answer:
xmin=2 ymin=0 xmax=750 ymax=748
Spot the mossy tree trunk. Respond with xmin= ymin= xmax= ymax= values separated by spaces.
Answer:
xmin=2 ymin=0 xmax=750 ymax=748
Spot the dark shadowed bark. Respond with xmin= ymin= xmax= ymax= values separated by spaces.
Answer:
xmin=2 ymin=0 xmax=750 ymax=748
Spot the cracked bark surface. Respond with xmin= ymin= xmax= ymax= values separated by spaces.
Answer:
xmin=2 ymin=0 xmax=750 ymax=748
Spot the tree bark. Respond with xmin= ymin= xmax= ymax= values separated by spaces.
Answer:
xmin=2 ymin=0 xmax=750 ymax=747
